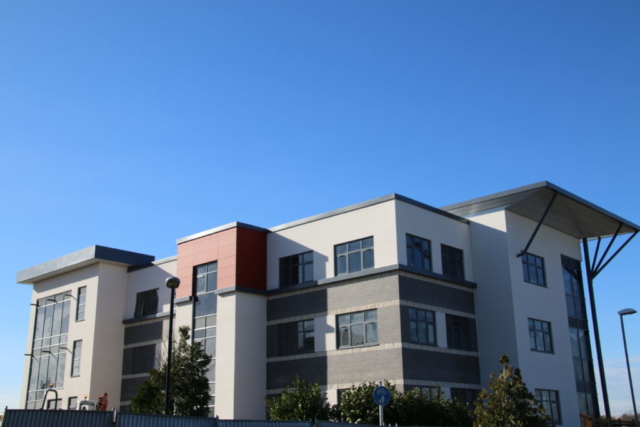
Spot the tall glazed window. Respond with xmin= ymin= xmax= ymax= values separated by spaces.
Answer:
xmin=26 ymin=291 xmax=71 ymax=409
xmin=193 ymin=261 xmax=217 ymax=416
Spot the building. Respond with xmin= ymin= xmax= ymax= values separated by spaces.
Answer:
xmin=16 ymin=182 xmax=639 ymax=427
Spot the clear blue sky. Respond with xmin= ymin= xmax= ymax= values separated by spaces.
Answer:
xmin=1 ymin=0 xmax=639 ymax=416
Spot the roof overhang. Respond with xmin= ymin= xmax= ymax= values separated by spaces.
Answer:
xmin=17 ymin=245 xmax=155 ymax=285
xmin=441 ymin=181 xmax=640 ymax=240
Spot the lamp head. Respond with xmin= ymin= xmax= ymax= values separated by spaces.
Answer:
xmin=165 ymin=276 xmax=181 ymax=290
xmin=618 ymin=308 xmax=637 ymax=316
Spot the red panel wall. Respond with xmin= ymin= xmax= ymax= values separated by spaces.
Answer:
xmin=176 ymin=226 xmax=267 ymax=299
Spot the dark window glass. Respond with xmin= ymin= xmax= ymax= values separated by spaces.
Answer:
xmin=441 ymin=245 xmax=464 ymax=280
xmin=536 ymin=389 xmax=562 ymax=425
xmin=194 ymin=313 xmax=216 ymax=404
xmin=406 ymin=235 xmax=432 ymax=271
xmin=132 ymin=344 xmax=156 ymax=374
xmin=522 ymin=253 xmax=546 ymax=286
xmin=196 ymin=262 xmax=218 ymax=294
xmin=71 ymin=340 xmax=82 ymax=377
xmin=280 ymin=252 xmax=314 ymax=287
xmin=134 ymin=289 xmax=159 ymax=318
xmin=337 ymin=309 xmax=378 ymax=348
xmin=408 ymin=308 xmax=436 ymax=345
xmin=446 ymin=314 xmax=477 ymax=351
xmin=278 ymin=320 xmax=315 ymax=355
xmin=450 ymin=388 xmax=480 ymax=407
xmin=335 ymin=238 xmax=374 ymax=275
xmin=529 ymin=318 xmax=553 ymax=353
xmin=76 ymin=287 xmax=86 ymax=321
xmin=68 ymin=397 xmax=78 ymax=410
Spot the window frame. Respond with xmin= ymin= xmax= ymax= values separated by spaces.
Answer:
xmin=408 ymin=308 xmax=436 ymax=346
xmin=279 ymin=252 xmax=314 ymax=287
xmin=131 ymin=344 xmax=157 ymax=374
xmin=337 ymin=309 xmax=378 ymax=349
xmin=68 ymin=396 xmax=78 ymax=410
xmin=134 ymin=289 xmax=159 ymax=318
xmin=406 ymin=234 xmax=432 ymax=272
xmin=522 ymin=253 xmax=547 ymax=287
xmin=335 ymin=237 xmax=374 ymax=276
xmin=278 ymin=319 xmax=315 ymax=356
xmin=446 ymin=314 xmax=476 ymax=351
xmin=529 ymin=318 xmax=554 ymax=354
xmin=441 ymin=244 xmax=464 ymax=280
xmin=71 ymin=340 xmax=82 ymax=377
xmin=535 ymin=389 xmax=562 ymax=425
xmin=76 ymin=287 xmax=86 ymax=322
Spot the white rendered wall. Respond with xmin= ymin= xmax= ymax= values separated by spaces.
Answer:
xmin=215 ymin=292 xmax=267 ymax=419
xmin=267 ymin=200 xmax=398 ymax=290
xmin=395 ymin=201 xmax=474 ymax=281
xmin=504 ymin=211 xmax=581 ymax=427
xmin=21 ymin=264 xmax=100 ymax=408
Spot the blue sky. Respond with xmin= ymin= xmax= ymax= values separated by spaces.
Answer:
xmin=1 ymin=0 xmax=639 ymax=416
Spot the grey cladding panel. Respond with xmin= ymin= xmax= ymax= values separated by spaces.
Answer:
xmin=399 ymin=276 xmax=475 ymax=314
xmin=120 ymin=376 xmax=148 ymax=402
xmin=268 ymin=357 xmax=327 ymax=389
xmin=402 ymin=348 xmax=480 ymax=384
xmin=124 ymin=321 xmax=163 ymax=345
xmin=268 ymin=289 xmax=328 ymax=321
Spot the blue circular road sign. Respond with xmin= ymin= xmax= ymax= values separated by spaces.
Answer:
xmin=373 ymin=386 xmax=391 ymax=406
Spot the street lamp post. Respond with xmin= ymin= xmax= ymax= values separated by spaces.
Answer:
xmin=165 ymin=276 xmax=181 ymax=416
xmin=618 ymin=308 xmax=638 ymax=427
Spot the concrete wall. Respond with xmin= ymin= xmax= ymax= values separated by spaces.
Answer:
xmin=267 ymin=200 xmax=398 ymax=289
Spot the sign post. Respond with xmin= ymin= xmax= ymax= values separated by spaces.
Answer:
xmin=372 ymin=382 xmax=391 ymax=426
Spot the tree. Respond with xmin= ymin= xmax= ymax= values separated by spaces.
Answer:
xmin=338 ymin=381 xmax=402 ymax=425
xmin=266 ymin=375 xmax=332 ymax=421
xmin=473 ymin=355 xmax=549 ymax=427
xmin=130 ymin=326 xmax=212 ymax=416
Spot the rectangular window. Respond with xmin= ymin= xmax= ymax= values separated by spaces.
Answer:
xmin=278 ymin=320 xmax=315 ymax=355
xmin=47 ymin=399 xmax=61 ymax=409
xmin=406 ymin=234 xmax=432 ymax=271
xmin=68 ymin=397 xmax=78 ymax=410
xmin=451 ymin=388 xmax=480 ymax=407
xmin=446 ymin=314 xmax=476 ymax=351
xmin=76 ymin=287 xmax=86 ymax=321
xmin=529 ymin=318 xmax=553 ymax=353
xmin=335 ymin=237 xmax=374 ymax=275
xmin=280 ymin=252 xmax=313 ymax=287
xmin=134 ymin=289 xmax=158 ymax=318
xmin=535 ymin=389 xmax=562 ymax=425
xmin=408 ymin=308 xmax=436 ymax=345
xmin=196 ymin=262 xmax=218 ymax=294
xmin=132 ymin=344 xmax=156 ymax=374
xmin=441 ymin=244 xmax=464 ymax=280
xmin=522 ymin=253 xmax=546 ymax=286
xmin=338 ymin=309 xmax=378 ymax=348
xmin=71 ymin=340 xmax=82 ymax=377
xmin=417 ymin=386 xmax=439 ymax=398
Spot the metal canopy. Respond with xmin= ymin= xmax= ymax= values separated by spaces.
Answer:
xmin=441 ymin=181 xmax=640 ymax=240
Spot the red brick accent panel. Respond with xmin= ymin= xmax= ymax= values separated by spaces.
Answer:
xmin=176 ymin=226 xmax=267 ymax=299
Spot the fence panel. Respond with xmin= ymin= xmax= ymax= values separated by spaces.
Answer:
xmin=220 ymin=420 xmax=312 ymax=427
xmin=2 ymin=409 xmax=113 ymax=427
xmin=117 ymin=412 xmax=216 ymax=427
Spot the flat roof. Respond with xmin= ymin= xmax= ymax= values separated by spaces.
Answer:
xmin=17 ymin=245 xmax=155 ymax=284
xmin=441 ymin=181 xmax=640 ymax=240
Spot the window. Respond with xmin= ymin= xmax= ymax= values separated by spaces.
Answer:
xmin=194 ymin=313 xmax=216 ymax=412
xmin=132 ymin=344 xmax=156 ymax=374
xmin=529 ymin=319 xmax=553 ymax=353
xmin=406 ymin=234 xmax=431 ymax=271
xmin=196 ymin=262 xmax=218 ymax=294
xmin=446 ymin=314 xmax=476 ymax=351
xmin=416 ymin=386 xmax=439 ymax=398
xmin=279 ymin=320 xmax=314 ymax=355
xmin=335 ymin=237 xmax=374 ymax=275
xmin=535 ymin=389 xmax=562 ymax=425
xmin=451 ymin=388 xmax=480 ymax=407
xmin=522 ymin=253 xmax=546 ymax=286
xmin=408 ymin=308 xmax=436 ymax=345
xmin=134 ymin=289 xmax=158 ymax=318
xmin=68 ymin=397 xmax=78 ymax=410
xmin=280 ymin=252 xmax=313 ymax=287
xmin=47 ymin=398 xmax=61 ymax=409
xmin=441 ymin=245 xmax=464 ymax=280
xmin=563 ymin=255 xmax=586 ymax=321
xmin=338 ymin=309 xmax=378 ymax=348
xmin=76 ymin=287 xmax=86 ymax=321
xmin=71 ymin=340 xmax=82 ymax=377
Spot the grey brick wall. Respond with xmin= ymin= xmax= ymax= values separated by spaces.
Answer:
xmin=327 ymin=347 xmax=404 ymax=386
xmin=402 ymin=348 xmax=480 ymax=384
xmin=398 ymin=275 xmax=475 ymax=314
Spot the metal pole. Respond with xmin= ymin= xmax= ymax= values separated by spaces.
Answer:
xmin=165 ymin=286 xmax=176 ymax=415
xmin=583 ymin=240 xmax=612 ymax=426
xmin=620 ymin=313 xmax=638 ymax=427
xmin=379 ymin=381 xmax=383 ymax=426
